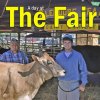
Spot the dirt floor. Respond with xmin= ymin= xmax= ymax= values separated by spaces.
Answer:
xmin=34 ymin=76 xmax=100 ymax=100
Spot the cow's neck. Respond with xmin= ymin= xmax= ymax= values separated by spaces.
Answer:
xmin=21 ymin=62 xmax=35 ymax=72
xmin=39 ymin=65 xmax=53 ymax=83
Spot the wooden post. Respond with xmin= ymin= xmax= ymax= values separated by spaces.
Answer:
xmin=76 ymin=33 xmax=77 ymax=45
xmin=18 ymin=33 xmax=20 ymax=49
xmin=87 ymin=34 xmax=88 ymax=45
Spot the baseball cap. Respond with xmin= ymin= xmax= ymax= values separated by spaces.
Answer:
xmin=11 ymin=38 xmax=19 ymax=44
xmin=62 ymin=34 xmax=73 ymax=42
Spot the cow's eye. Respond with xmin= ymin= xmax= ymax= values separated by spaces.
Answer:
xmin=47 ymin=60 xmax=52 ymax=65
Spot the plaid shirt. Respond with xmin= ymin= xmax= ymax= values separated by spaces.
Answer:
xmin=0 ymin=50 xmax=29 ymax=64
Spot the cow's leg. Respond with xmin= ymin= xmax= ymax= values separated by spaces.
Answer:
xmin=18 ymin=88 xmax=39 ymax=100
xmin=18 ymin=95 xmax=32 ymax=100
xmin=0 ymin=96 xmax=5 ymax=100
xmin=5 ymin=69 xmax=15 ymax=100
xmin=2 ymin=86 xmax=15 ymax=100
xmin=31 ymin=88 xmax=39 ymax=99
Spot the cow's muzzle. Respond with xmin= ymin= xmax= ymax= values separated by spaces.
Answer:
xmin=58 ymin=70 xmax=65 ymax=76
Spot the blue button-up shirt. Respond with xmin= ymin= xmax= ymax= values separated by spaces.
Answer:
xmin=56 ymin=50 xmax=88 ymax=85
xmin=0 ymin=50 xmax=29 ymax=64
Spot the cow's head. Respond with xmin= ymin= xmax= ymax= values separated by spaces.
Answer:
xmin=32 ymin=52 xmax=65 ymax=77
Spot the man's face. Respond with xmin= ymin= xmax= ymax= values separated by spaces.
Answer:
xmin=10 ymin=42 xmax=19 ymax=53
xmin=63 ymin=40 xmax=72 ymax=51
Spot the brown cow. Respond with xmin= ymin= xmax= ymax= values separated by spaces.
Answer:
xmin=0 ymin=52 xmax=65 ymax=100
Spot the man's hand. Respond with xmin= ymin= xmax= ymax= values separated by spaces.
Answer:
xmin=79 ymin=84 xmax=85 ymax=92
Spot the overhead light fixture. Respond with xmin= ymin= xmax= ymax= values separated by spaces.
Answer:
xmin=82 ymin=0 xmax=85 ymax=2
xmin=0 ymin=0 xmax=9 ymax=18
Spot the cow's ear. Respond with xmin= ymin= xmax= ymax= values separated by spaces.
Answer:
xmin=43 ymin=52 xmax=50 ymax=58
xmin=43 ymin=52 xmax=49 ymax=56
xmin=43 ymin=52 xmax=55 ymax=62
xmin=31 ymin=55 xmax=39 ymax=61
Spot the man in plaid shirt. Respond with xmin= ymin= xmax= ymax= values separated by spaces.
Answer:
xmin=0 ymin=38 xmax=29 ymax=64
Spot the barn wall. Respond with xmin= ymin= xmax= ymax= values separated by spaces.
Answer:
xmin=77 ymin=34 xmax=99 ymax=45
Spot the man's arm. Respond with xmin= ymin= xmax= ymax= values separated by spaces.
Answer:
xmin=0 ymin=53 xmax=6 ymax=62
xmin=78 ymin=53 xmax=88 ymax=91
xmin=21 ymin=51 xmax=29 ymax=64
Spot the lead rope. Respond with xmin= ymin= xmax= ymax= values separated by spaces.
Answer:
xmin=58 ymin=83 xmax=79 ymax=92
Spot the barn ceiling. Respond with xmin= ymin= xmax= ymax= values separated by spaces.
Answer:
xmin=0 ymin=0 xmax=100 ymax=33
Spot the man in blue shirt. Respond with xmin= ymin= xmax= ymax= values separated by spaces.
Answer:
xmin=56 ymin=34 xmax=88 ymax=100
xmin=0 ymin=38 xmax=29 ymax=64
